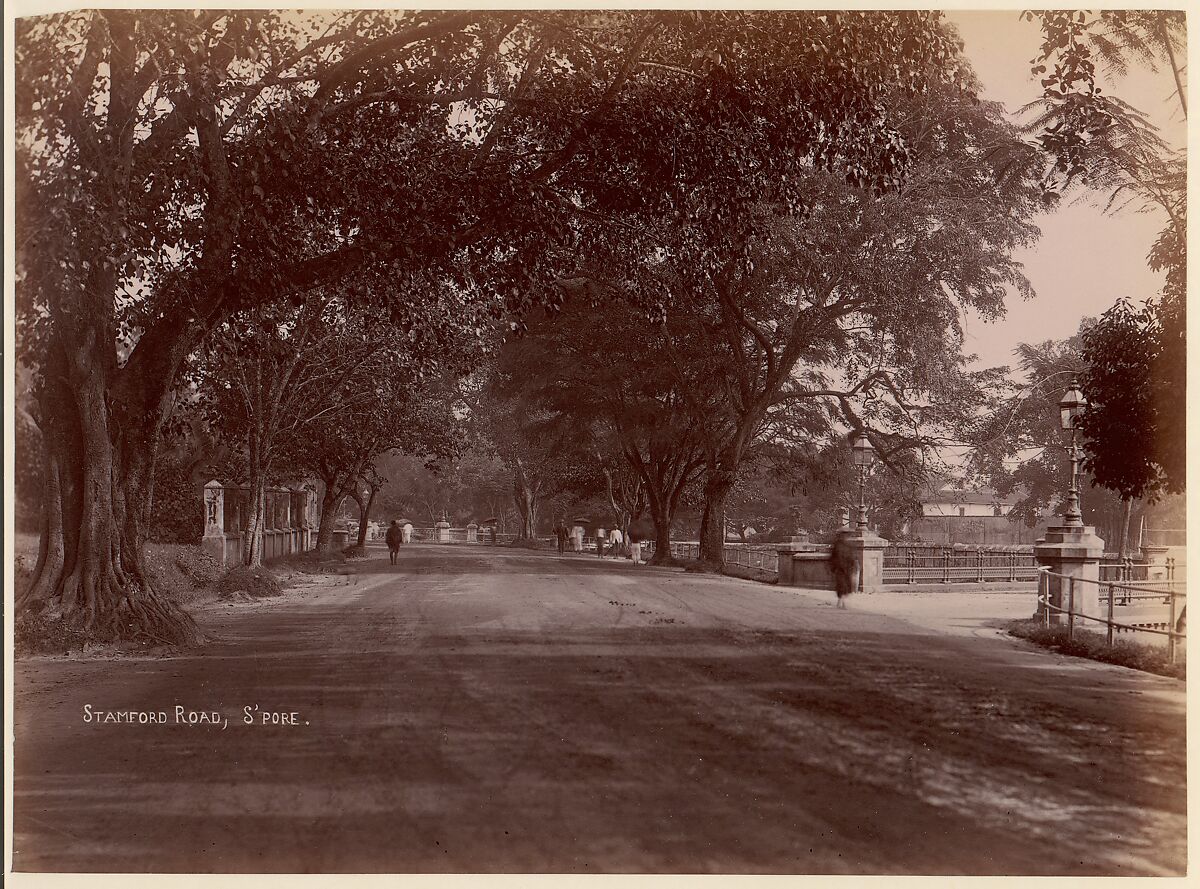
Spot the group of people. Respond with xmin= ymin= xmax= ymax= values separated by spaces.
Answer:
xmin=553 ymin=523 xmax=643 ymax=564
xmin=387 ymin=516 xmax=854 ymax=603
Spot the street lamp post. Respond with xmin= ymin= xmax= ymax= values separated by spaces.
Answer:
xmin=851 ymin=432 xmax=875 ymax=530
xmin=1058 ymin=379 xmax=1087 ymax=528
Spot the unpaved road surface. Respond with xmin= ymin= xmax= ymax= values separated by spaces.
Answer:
xmin=12 ymin=546 xmax=1186 ymax=875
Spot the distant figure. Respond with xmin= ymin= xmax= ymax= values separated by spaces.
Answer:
xmin=555 ymin=523 xmax=567 ymax=555
xmin=596 ymin=527 xmax=608 ymax=558
xmin=830 ymin=530 xmax=857 ymax=608
xmin=609 ymin=527 xmax=624 ymax=559
xmin=629 ymin=533 xmax=642 ymax=565
xmin=385 ymin=520 xmax=404 ymax=565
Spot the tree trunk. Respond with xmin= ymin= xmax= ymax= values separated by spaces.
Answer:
xmin=515 ymin=488 xmax=537 ymax=539
xmin=512 ymin=459 xmax=539 ymax=540
xmin=243 ymin=472 xmax=267 ymax=569
xmin=649 ymin=514 xmax=675 ymax=566
xmin=316 ymin=488 xmax=345 ymax=553
xmin=1117 ymin=497 xmax=1133 ymax=560
xmin=696 ymin=465 xmax=735 ymax=570
xmin=355 ymin=486 xmax=377 ymax=547
xmin=19 ymin=340 xmax=204 ymax=647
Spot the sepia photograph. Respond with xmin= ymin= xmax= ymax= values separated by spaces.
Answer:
xmin=4 ymin=3 xmax=1189 ymax=879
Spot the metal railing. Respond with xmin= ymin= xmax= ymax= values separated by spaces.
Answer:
xmin=1037 ymin=566 xmax=1187 ymax=662
xmin=636 ymin=540 xmax=779 ymax=575
xmin=882 ymin=546 xmax=1039 ymax=584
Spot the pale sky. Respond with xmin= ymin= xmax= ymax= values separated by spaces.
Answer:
xmin=945 ymin=10 xmax=1186 ymax=371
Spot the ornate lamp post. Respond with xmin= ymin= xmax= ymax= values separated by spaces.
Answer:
xmin=1058 ymin=379 xmax=1087 ymax=528
xmin=851 ymin=432 xmax=875 ymax=530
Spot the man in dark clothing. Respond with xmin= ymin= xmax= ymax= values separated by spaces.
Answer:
xmin=830 ymin=530 xmax=857 ymax=608
xmin=385 ymin=520 xmax=403 ymax=565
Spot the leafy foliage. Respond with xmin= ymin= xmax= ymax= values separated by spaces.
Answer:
xmin=1077 ymin=298 xmax=1182 ymax=500
xmin=1023 ymin=9 xmax=1186 ymax=510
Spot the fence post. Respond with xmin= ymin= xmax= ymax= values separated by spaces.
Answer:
xmin=1168 ymin=590 xmax=1177 ymax=664
xmin=1067 ymin=576 xmax=1075 ymax=641
xmin=1008 ymin=551 xmax=1015 ymax=583
xmin=907 ymin=550 xmax=914 ymax=584
xmin=1106 ymin=580 xmax=1114 ymax=647
xmin=943 ymin=551 xmax=950 ymax=583
xmin=977 ymin=550 xmax=984 ymax=582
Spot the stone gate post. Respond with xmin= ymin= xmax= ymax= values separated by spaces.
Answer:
xmin=201 ymin=480 xmax=227 ymax=566
xmin=1035 ymin=524 xmax=1105 ymax=626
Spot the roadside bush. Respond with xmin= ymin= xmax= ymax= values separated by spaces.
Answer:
xmin=218 ymin=565 xmax=282 ymax=599
xmin=149 ymin=450 xmax=204 ymax=544
xmin=174 ymin=546 xmax=223 ymax=587
xmin=143 ymin=542 xmax=211 ymax=605
xmin=1008 ymin=619 xmax=1184 ymax=680
xmin=15 ymin=612 xmax=94 ymax=656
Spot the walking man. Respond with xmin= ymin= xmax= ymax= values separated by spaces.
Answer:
xmin=385 ymin=519 xmax=403 ymax=566
xmin=830 ymin=529 xmax=856 ymax=607
xmin=609 ymin=526 xmax=624 ymax=559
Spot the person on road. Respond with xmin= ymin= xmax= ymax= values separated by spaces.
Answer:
xmin=609 ymin=526 xmax=624 ymax=559
xmin=596 ymin=527 xmax=607 ymax=557
xmin=629 ymin=533 xmax=642 ymax=565
xmin=385 ymin=520 xmax=403 ymax=565
xmin=555 ymin=523 xmax=568 ymax=555
xmin=830 ymin=530 xmax=856 ymax=607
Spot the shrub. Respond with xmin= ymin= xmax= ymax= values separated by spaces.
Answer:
xmin=1008 ymin=619 xmax=1184 ymax=680
xmin=143 ymin=542 xmax=205 ymax=604
xmin=149 ymin=451 xmax=204 ymax=544
xmin=15 ymin=611 xmax=94 ymax=656
xmin=218 ymin=565 xmax=282 ymax=599
xmin=174 ymin=546 xmax=223 ymax=587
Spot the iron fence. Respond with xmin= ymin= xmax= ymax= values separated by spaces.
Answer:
xmin=882 ymin=546 xmax=1038 ymax=584
xmin=636 ymin=540 xmax=779 ymax=574
xmin=1037 ymin=566 xmax=1187 ymax=662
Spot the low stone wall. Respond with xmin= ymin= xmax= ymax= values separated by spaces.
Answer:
xmin=777 ymin=551 xmax=836 ymax=590
xmin=203 ymin=528 xmax=313 ymax=568
xmin=201 ymin=480 xmax=316 ymax=568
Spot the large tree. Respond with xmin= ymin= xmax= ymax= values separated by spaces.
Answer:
xmin=1024 ymin=10 xmax=1186 ymax=504
xmin=298 ymin=373 xmax=464 ymax=553
xmin=574 ymin=77 xmax=1046 ymax=568
xmin=194 ymin=293 xmax=382 ymax=566
xmin=15 ymin=10 xmax=972 ymax=642
xmin=491 ymin=297 xmax=706 ymax=562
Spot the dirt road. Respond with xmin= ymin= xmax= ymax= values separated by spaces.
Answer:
xmin=11 ymin=546 xmax=1186 ymax=874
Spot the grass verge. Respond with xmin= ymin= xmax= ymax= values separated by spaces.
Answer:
xmin=1007 ymin=618 xmax=1185 ymax=680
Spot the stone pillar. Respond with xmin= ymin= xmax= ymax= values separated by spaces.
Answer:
xmin=1141 ymin=543 xmax=1170 ymax=580
xmin=844 ymin=527 xmax=889 ymax=593
xmin=1035 ymin=524 xmax=1106 ymax=626
xmin=201 ymin=481 xmax=227 ymax=566
xmin=332 ymin=529 xmax=349 ymax=549
xmin=838 ymin=507 xmax=851 ymax=529
xmin=303 ymin=487 xmax=317 ymax=551
xmin=436 ymin=520 xmax=451 ymax=543
xmin=466 ymin=522 xmax=479 ymax=543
